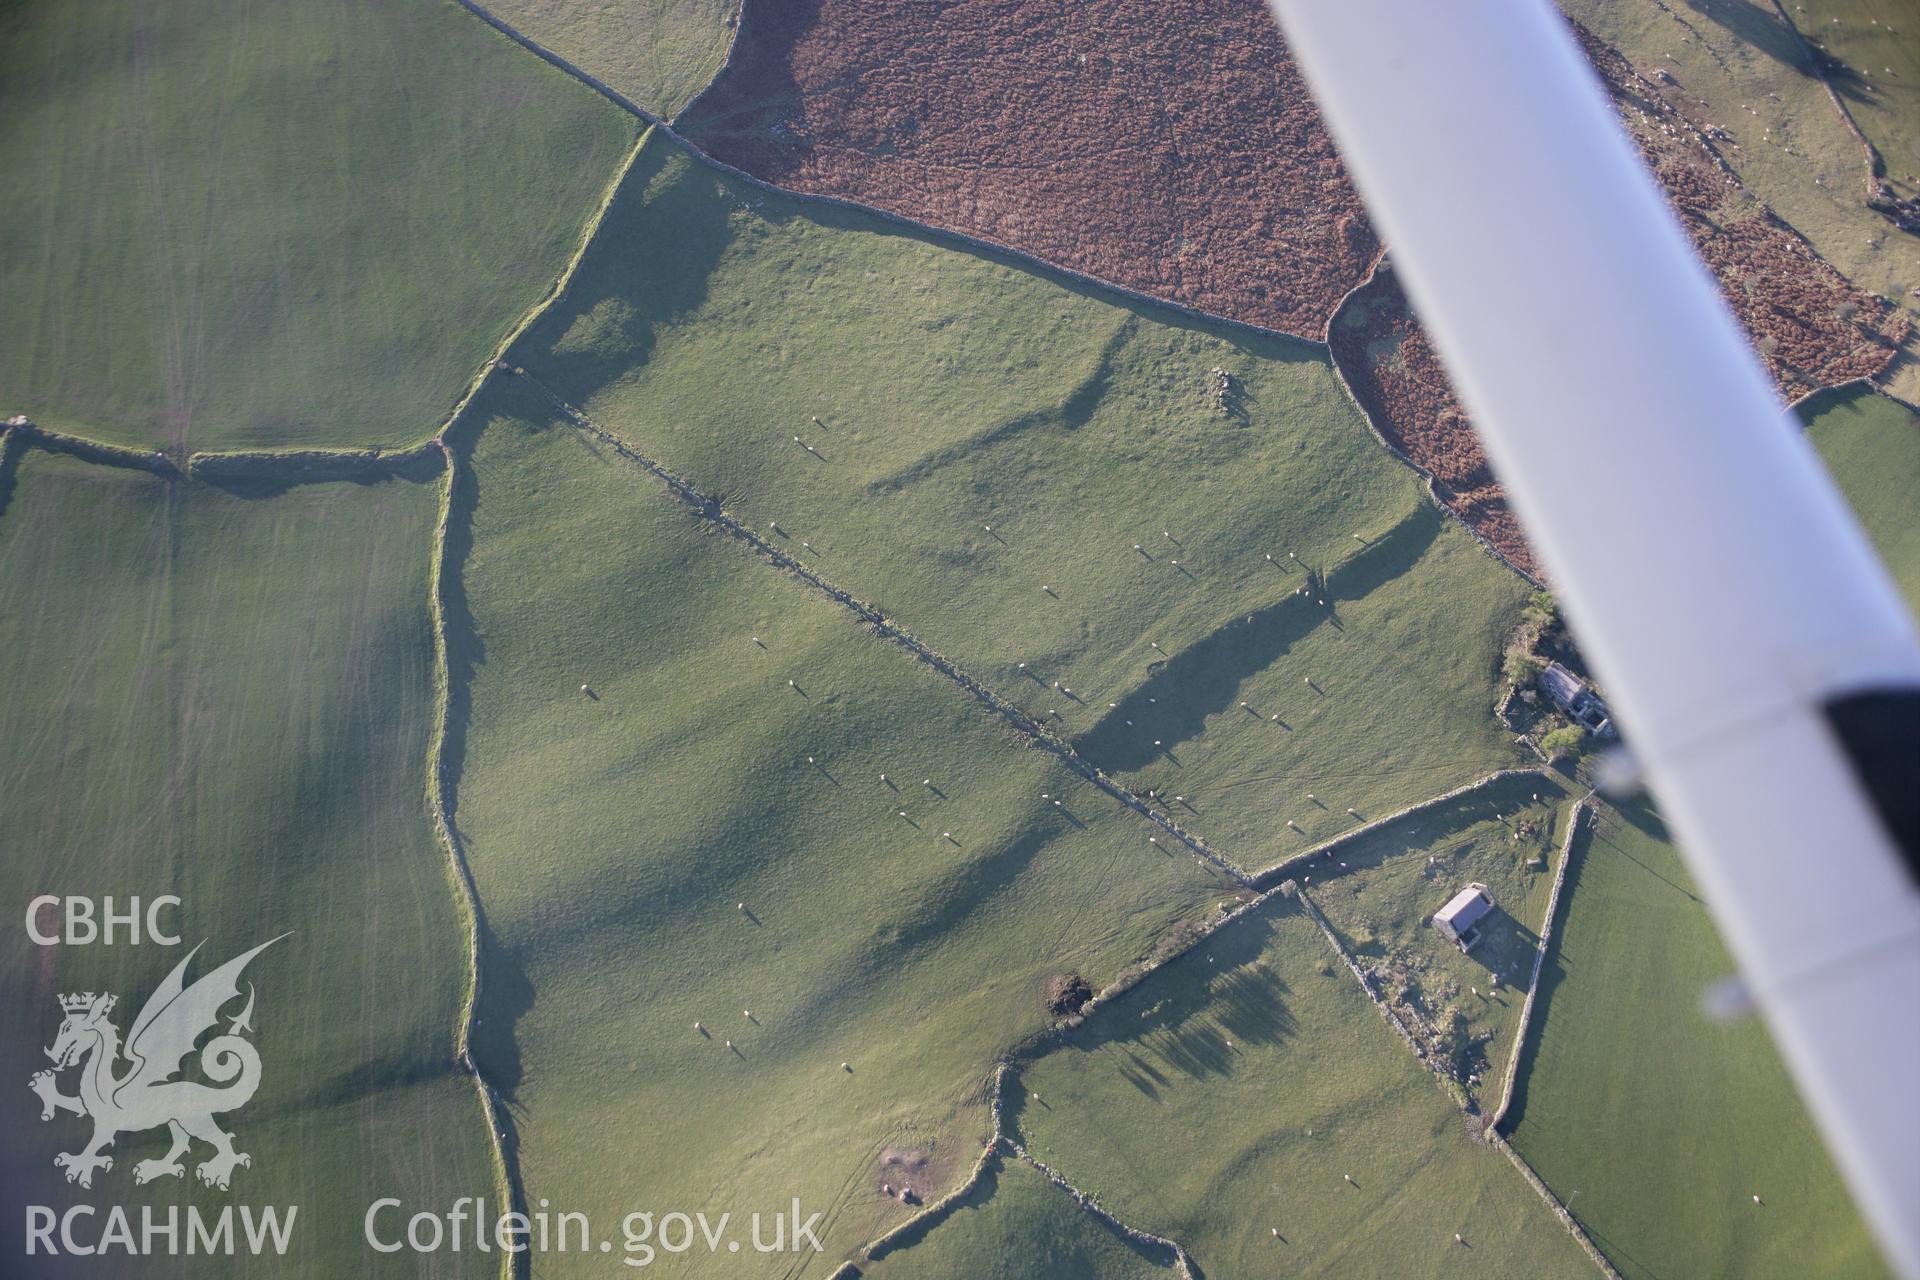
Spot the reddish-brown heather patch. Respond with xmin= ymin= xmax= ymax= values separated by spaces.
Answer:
xmin=1327 ymin=267 xmax=1542 ymax=580
xmin=1329 ymin=23 xmax=1905 ymax=573
xmin=678 ymin=0 xmax=1379 ymax=340
xmin=683 ymin=2 xmax=1905 ymax=576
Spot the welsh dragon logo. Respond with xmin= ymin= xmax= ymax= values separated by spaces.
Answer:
xmin=30 ymin=937 xmax=284 ymax=1190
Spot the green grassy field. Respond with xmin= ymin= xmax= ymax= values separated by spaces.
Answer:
xmin=1795 ymin=0 xmax=1920 ymax=209
xmin=1558 ymin=0 xmax=1920 ymax=399
xmin=507 ymin=134 xmax=1532 ymax=872
xmin=480 ymin=0 xmax=739 ymax=117
xmin=1504 ymin=798 xmax=1884 ymax=1279
xmin=1301 ymin=773 xmax=1577 ymax=1110
xmin=1804 ymin=384 xmax=1920 ymax=608
xmin=1013 ymin=892 xmax=1595 ymax=1279
xmin=859 ymin=1153 xmax=1177 ymax=1279
xmin=0 ymin=0 xmax=635 ymax=453
xmin=447 ymin=378 xmax=1235 ymax=1275
xmin=0 ymin=448 xmax=493 ymax=1274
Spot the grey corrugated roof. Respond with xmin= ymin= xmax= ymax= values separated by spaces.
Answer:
xmin=1435 ymin=885 xmax=1494 ymax=932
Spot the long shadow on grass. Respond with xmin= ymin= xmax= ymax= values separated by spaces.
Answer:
xmin=866 ymin=314 xmax=1139 ymax=495
xmin=1496 ymin=819 xmax=1598 ymax=1137
xmin=525 ymin=127 xmax=1330 ymax=423
xmin=677 ymin=81 xmax=1333 ymax=374
xmin=439 ymin=416 xmax=539 ymax=1106
xmin=191 ymin=449 xmax=446 ymax=499
xmin=436 ymin=413 xmax=541 ymax=1268
xmin=1075 ymin=505 xmax=1442 ymax=773
xmin=0 ymin=429 xmax=19 ymax=527
xmin=1269 ymin=772 xmax=1572 ymax=888
xmin=1600 ymin=799 xmax=1702 ymax=906
xmin=512 ymin=139 xmax=735 ymax=407
xmin=247 ymin=1050 xmax=453 ymax=1124
xmin=1049 ymin=901 xmax=1300 ymax=1100
xmin=1677 ymin=0 xmax=1872 ymax=103
xmin=771 ymin=820 xmax=1067 ymax=1040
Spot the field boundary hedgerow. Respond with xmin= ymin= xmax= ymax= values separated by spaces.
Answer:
xmin=0 ymin=397 xmax=1614 ymax=1277
xmin=0 ymin=114 xmax=645 ymax=505
xmin=1008 ymin=1138 xmax=1199 ymax=1279
xmin=510 ymin=368 xmax=1260 ymax=887
xmin=1294 ymin=886 xmax=1436 ymax=1069
xmin=1788 ymin=373 xmax=1920 ymax=420
xmin=3 ymin=417 xmax=180 ymax=476
xmin=1321 ymin=263 xmax=1550 ymax=586
xmin=404 ymin=128 xmax=658 ymax=1280
xmin=0 ymin=127 xmax=659 ymax=1280
xmin=830 ymin=773 xmax=1613 ymax=1274
xmin=452 ymin=3 xmax=1354 ymax=335
xmin=2 ymin=19 xmax=1740 ymax=1276
xmin=451 ymin=0 xmax=663 ymax=123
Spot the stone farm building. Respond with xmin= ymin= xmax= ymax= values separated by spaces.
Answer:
xmin=1432 ymin=883 xmax=1496 ymax=951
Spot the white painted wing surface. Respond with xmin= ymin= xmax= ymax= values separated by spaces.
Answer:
xmin=1263 ymin=2 xmax=1920 ymax=1274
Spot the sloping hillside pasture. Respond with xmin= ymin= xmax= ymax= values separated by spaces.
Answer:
xmin=0 ymin=450 xmax=493 ymax=1274
xmin=1794 ymin=0 xmax=1920 ymax=216
xmin=1558 ymin=0 xmax=1920 ymax=399
xmin=1803 ymin=385 xmax=1920 ymax=609
xmin=1013 ymin=893 xmax=1595 ymax=1279
xmin=1298 ymin=773 xmax=1578 ymax=1111
xmin=477 ymin=0 xmax=740 ymax=117
xmin=1504 ymin=799 xmax=1884 ymax=1279
xmin=0 ymin=0 xmax=634 ymax=452
xmin=859 ymin=1154 xmax=1177 ymax=1280
xmin=449 ymin=381 xmax=1235 ymax=1275
xmin=509 ymin=136 xmax=1531 ymax=872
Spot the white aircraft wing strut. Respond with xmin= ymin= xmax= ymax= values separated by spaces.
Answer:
xmin=1263 ymin=2 xmax=1920 ymax=1274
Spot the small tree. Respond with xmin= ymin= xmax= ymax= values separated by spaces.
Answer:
xmin=1540 ymin=725 xmax=1584 ymax=761
xmin=1503 ymin=649 xmax=1545 ymax=686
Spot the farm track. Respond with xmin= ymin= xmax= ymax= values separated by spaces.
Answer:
xmin=508 ymin=367 xmax=1260 ymax=888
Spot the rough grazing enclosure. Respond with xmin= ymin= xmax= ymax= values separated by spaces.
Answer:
xmin=678 ymin=0 xmax=1380 ymax=341
xmin=684 ymin=1 xmax=1907 ymax=575
xmin=1328 ymin=268 xmax=1542 ymax=577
